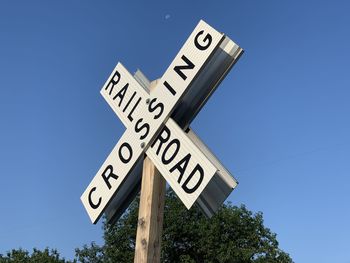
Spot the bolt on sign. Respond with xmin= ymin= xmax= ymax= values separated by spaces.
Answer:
xmin=81 ymin=20 xmax=243 ymax=224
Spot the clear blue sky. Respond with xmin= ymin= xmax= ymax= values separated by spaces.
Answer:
xmin=1 ymin=1 xmax=349 ymax=262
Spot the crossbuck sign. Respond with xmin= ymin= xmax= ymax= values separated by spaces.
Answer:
xmin=81 ymin=20 xmax=243 ymax=224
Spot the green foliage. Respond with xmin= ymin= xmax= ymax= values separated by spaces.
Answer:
xmin=75 ymin=189 xmax=293 ymax=263
xmin=103 ymin=194 xmax=139 ymax=263
xmin=75 ymin=243 xmax=103 ymax=263
xmin=0 ymin=190 xmax=293 ymax=262
xmin=0 ymin=248 xmax=73 ymax=263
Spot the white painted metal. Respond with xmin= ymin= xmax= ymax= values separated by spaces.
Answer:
xmin=147 ymin=118 xmax=217 ymax=209
xmin=81 ymin=126 xmax=144 ymax=223
xmin=143 ymin=20 xmax=223 ymax=132
xmin=81 ymin=20 xmax=225 ymax=224
xmin=100 ymin=64 xmax=149 ymax=127
xmin=104 ymin=158 xmax=143 ymax=223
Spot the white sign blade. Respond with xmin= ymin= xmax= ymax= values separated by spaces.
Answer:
xmin=100 ymin=63 xmax=148 ymax=128
xmin=80 ymin=129 xmax=143 ymax=224
xmin=145 ymin=20 xmax=224 ymax=131
xmin=146 ymin=118 xmax=217 ymax=209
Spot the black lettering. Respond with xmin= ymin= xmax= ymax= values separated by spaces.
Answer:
xmin=151 ymin=126 xmax=171 ymax=155
xmin=170 ymin=153 xmax=191 ymax=184
xmin=113 ymin=83 xmax=128 ymax=106
xmin=123 ymin=91 xmax=136 ymax=112
xmin=163 ymin=80 xmax=176 ymax=96
xmin=105 ymin=70 xmax=121 ymax=95
xmin=194 ymin=30 xmax=212 ymax=51
xmin=148 ymin=98 xmax=164 ymax=120
xmin=119 ymin=142 xmax=133 ymax=164
xmin=162 ymin=139 xmax=180 ymax=165
xmin=134 ymin=118 xmax=150 ymax=140
xmin=127 ymin=97 xmax=141 ymax=122
xmin=101 ymin=165 xmax=119 ymax=190
xmin=88 ymin=187 xmax=102 ymax=209
xmin=173 ymin=55 xmax=195 ymax=81
xmin=182 ymin=164 xmax=204 ymax=194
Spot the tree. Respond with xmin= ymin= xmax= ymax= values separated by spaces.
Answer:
xmin=74 ymin=243 xmax=103 ymax=263
xmin=75 ymin=189 xmax=293 ymax=263
xmin=0 ymin=248 xmax=73 ymax=263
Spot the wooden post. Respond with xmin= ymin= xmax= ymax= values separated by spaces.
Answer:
xmin=134 ymin=79 xmax=166 ymax=263
xmin=134 ymin=156 xmax=166 ymax=263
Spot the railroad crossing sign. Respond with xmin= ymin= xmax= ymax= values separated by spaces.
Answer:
xmin=81 ymin=20 xmax=243 ymax=224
